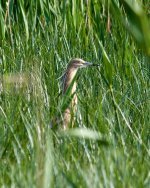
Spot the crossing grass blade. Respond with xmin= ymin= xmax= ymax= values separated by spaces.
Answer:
xmin=58 ymin=127 xmax=109 ymax=144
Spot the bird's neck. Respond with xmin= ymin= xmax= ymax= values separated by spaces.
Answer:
xmin=63 ymin=68 xmax=77 ymax=94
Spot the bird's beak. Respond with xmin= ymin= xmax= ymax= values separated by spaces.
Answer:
xmin=84 ymin=61 xmax=100 ymax=67
xmin=84 ymin=61 xmax=93 ymax=66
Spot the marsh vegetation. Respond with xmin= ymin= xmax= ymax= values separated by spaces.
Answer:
xmin=0 ymin=0 xmax=150 ymax=187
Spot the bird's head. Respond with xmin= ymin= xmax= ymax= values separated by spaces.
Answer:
xmin=62 ymin=58 xmax=100 ymax=94
xmin=68 ymin=58 xmax=99 ymax=69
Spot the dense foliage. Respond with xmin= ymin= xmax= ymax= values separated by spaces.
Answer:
xmin=0 ymin=0 xmax=150 ymax=187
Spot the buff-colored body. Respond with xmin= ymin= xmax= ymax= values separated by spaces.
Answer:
xmin=62 ymin=64 xmax=78 ymax=129
xmin=62 ymin=58 xmax=97 ymax=129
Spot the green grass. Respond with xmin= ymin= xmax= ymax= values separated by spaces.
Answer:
xmin=0 ymin=0 xmax=150 ymax=187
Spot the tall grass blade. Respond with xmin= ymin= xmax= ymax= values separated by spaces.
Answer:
xmin=19 ymin=1 xmax=29 ymax=42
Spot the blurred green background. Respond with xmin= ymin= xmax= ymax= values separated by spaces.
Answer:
xmin=0 ymin=0 xmax=150 ymax=187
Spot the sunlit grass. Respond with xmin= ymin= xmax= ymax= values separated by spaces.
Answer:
xmin=0 ymin=0 xmax=150 ymax=187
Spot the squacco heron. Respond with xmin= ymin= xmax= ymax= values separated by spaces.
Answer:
xmin=62 ymin=58 xmax=99 ymax=130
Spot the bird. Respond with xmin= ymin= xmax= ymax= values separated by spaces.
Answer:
xmin=61 ymin=58 xmax=99 ymax=130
